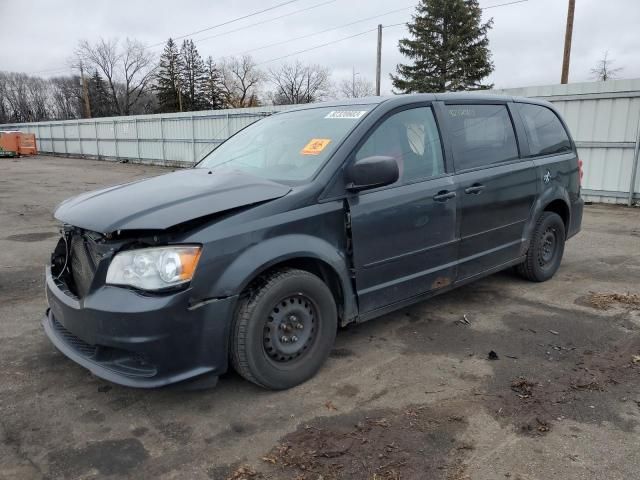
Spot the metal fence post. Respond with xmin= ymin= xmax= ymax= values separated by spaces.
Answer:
xmin=94 ymin=121 xmax=100 ymax=159
xmin=628 ymin=108 xmax=640 ymax=206
xmin=50 ymin=124 xmax=55 ymax=154
xmin=191 ymin=115 xmax=196 ymax=164
xmin=77 ymin=122 xmax=83 ymax=157
xmin=62 ymin=123 xmax=67 ymax=156
xmin=113 ymin=120 xmax=119 ymax=160
xmin=135 ymin=118 xmax=141 ymax=161
xmin=160 ymin=117 xmax=166 ymax=164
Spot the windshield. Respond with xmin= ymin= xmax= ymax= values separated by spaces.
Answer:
xmin=197 ymin=105 xmax=375 ymax=182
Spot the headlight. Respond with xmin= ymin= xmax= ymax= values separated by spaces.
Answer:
xmin=106 ymin=246 xmax=202 ymax=291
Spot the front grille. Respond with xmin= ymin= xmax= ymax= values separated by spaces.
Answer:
xmin=69 ymin=234 xmax=98 ymax=298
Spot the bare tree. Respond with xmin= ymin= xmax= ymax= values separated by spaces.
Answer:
xmin=220 ymin=55 xmax=264 ymax=108
xmin=50 ymin=76 xmax=83 ymax=119
xmin=0 ymin=72 xmax=54 ymax=122
xmin=76 ymin=38 xmax=155 ymax=115
xmin=338 ymin=76 xmax=374 ymax=98
xmin=268 ymin=61 xmax=331 ymax=105
xmin=590 ymin=51 xmax=623 ymax=82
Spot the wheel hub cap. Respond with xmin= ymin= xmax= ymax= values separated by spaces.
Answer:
xmin=539 ymin=228 xmax=557 ymax=265
xmin=263 ymin=295 xmax=315 ymax=362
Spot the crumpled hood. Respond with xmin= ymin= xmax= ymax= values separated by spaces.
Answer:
xmin=54 ymin=168 xmax=291 ymax=233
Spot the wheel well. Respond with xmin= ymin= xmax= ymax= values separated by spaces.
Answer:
xmin=543 ymin=199 xmax=570 ymax=234
xmin=245 ymin=258 xmax=345 ymax=320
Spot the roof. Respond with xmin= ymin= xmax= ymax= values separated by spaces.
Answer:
xmin=280 ymin=92 xmax=553 ymax=114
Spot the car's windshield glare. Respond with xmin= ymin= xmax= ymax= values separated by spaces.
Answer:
xmin=197 ymin=106 xmax=374 ymax=182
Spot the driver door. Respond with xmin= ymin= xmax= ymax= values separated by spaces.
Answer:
xmin=347 ymin=106 xmax=458 ymax=314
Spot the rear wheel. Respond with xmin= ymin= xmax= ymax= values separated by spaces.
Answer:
xmin=517 ymin=212 xmax=566 ymax=282
xmin=230 ymin=268 xmax=337 ymax=389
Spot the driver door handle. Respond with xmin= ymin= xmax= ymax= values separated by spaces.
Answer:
xmin=464 ymin=184 xmax=485 ymax=194
xmin=433 ymin=190 xmax=456 ymax=202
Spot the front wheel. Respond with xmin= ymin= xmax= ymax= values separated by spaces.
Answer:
xmin=517 ymin=212 xmax=566 ymax=282
xmin=230 ymin=268 xmax=337 ymax=389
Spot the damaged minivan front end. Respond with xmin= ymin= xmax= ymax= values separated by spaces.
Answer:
xmin=43 ymin=169 xmax=292 ymax=387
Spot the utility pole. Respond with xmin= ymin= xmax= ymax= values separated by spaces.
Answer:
xmin=561 ymin=0 xmax=576 ymax=84
xmin=375 ymin=24 xmax=382 ymax=96
xmin=80 ymin=62 xmax=91 ymax=119
xmin=351 ymin=66 xmax=358 ymax=97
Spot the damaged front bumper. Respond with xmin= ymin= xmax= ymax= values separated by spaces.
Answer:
xmin=43 ymin=266 xmax=237 ymax=388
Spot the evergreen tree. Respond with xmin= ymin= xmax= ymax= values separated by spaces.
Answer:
xmin=88 ymin=70 xmax=112 ymax=117
xmin=179 ymin=39 xmax=207 ymax=111
xmin=155 ymin=38 xmax=183 ymax=112
xmin=203 ymin=56 xmax=224 ymax=110
xmin=391 ymin=0 xmax=494 ymax=93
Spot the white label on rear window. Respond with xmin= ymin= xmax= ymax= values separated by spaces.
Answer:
xmin=325 ymin=110 xmax=368 ymax=119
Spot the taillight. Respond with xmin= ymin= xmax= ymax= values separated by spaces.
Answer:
xmin=578 ymin=159 xmax=583 ymax=185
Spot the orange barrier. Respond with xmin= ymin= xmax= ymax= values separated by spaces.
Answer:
xmin=0 ymin=131 xmax=38 ymax=156
xmin=18 ymin=133 xmax=37 ymax=155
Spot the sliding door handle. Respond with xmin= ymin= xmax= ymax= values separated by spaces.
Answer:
xmin=433 ymin=190 xmax=456 ymax=202
xmin=464 ymin=184 xmax=485 ymax=194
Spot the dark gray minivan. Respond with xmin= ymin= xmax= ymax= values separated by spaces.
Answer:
xmin=43 ymin=93 xmax=583 ymax=389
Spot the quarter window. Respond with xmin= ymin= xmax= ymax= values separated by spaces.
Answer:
xmin=355 ymin=107 xmax=444 ymax=183
xmin=517 ymin=103 xmax=572 ymax=156
xmin=445 ymin=104 xmax=519 ymax=171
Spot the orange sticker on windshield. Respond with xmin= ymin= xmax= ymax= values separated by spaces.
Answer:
xmin=301 ymin=138 xmax=331 ymax=155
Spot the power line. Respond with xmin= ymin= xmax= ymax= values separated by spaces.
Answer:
xmin=146 ymin=0 xmax=304 ymax=48
xmin=225 ymin=4 xmax=415 ymax=59
xmin=484 ymin=0 xmax=529 ymax=9
xmin=256 ymin=27 xmax=378 ymax=65
xmin=244 ymin=0 xmax=531 ymax=65
xmin=191 ymin=0 xmax=337 ymax=47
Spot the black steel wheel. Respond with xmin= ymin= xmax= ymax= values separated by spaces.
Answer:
xmin=231 ymin=268 xmax=337 ymax=389
xmin=517 ymin=212 xmax=566 ymax=282
xmin=263 ymin=294 xmax=317 ymax=363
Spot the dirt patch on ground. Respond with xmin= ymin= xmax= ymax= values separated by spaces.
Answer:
xmin=256 ymin=405 xmax=471 ymax=480
xmin=483 ymin=335 xmax=640 ymax=436
xmin=582 ymin=292 xmax=640 ymax=310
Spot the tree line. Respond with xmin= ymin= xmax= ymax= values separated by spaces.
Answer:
xmin=0 ymin=35 xmax=375 ymax=124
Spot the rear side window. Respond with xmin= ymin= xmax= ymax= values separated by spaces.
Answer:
xmin=517 ymin=103 xmax=572 ymax=156
xmin=445 ymin=104 xmax=519 ymax=171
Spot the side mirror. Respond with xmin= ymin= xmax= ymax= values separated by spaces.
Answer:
xmin=346 ymin=156 xmax=399 ymax=192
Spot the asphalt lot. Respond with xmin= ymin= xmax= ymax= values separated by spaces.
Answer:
xmin=1 ymin=155 xmax=639 ymax=480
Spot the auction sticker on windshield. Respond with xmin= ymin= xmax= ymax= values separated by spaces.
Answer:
xmin=325 ymin=110 xmax=368 ymax=119
xmin=301 ymin=138 xmax=331 ymax=155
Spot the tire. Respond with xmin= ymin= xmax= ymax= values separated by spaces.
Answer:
xmin=517 ymin=212 xmax=566 ymax=282
xmin=230 ymin=268 xmax=337 ymax=390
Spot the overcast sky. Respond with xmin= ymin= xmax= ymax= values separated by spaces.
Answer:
xmin=1 ymin=0 xmax=638 ymax=95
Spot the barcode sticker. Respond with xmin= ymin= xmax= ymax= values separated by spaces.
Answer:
xmin=325 ymin=110 xmax=368 ymax=119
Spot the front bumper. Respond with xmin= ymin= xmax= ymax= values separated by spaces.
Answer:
xmin=43 ymin=267 xmax=238 ymax=388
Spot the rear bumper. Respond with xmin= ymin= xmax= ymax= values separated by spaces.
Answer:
xmin=568 ymin=197 xmax=584 ymax=239
xmin=43 ymin=267 xmax=237 ymax=388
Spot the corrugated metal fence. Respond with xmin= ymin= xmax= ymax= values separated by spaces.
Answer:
xmin=2 ymin=79 xmax=640 ymax=204
xmin=2 ymin=105 xmax=292 ymax=168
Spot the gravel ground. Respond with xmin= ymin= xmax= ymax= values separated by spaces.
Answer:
xmin=1 ymin=155 xmax=639 ymax=480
